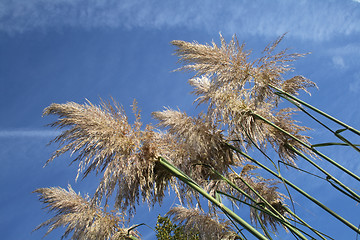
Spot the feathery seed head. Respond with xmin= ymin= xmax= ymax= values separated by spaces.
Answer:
xmin=266 ymin=108 xmax=313 ymax=164
xmin=44 ymin=99 xmax=175 ymax=217
xmin=173 ymin=34 xmax=315 ymax=162
xmin=167 ymin=206 xmax=238 ymax=240
xmin=211 ymin=166 xmax=287 ymax=231
xmin=33 ymin=185 xmax=139 ymax=240
xmin=281 ymin=75 xmax=318 ymax=96
xmin=153 ymin=108 xmax=238 ymax=178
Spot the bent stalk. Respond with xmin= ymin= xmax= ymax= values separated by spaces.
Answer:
xmin=286 ymin=144 xmax=360 ymax=202
xmin=278 ymin=92 xmax=360 ymax=154
xmin=208 ymin=166 xmax=309 ymax=239
xmin=157 ymin=157 xmax=269 ymax=240
xmin=269 ymin=84 xmax=360 ymax=136
xmin=254 ymin=113 xmax=360 ymax=182
xmin=226 ymin=143 xmax=360 ymax=235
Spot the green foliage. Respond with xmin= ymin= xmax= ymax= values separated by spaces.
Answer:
xmin=155 ymin=215 xmax=199 ymax=240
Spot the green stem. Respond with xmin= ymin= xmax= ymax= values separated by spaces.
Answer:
xmin=236 ymin=124 xmax=297 ymax=218
xmin=198 ymin=164 xmax=308 ymax=239
xmin=287 ymin=144 xmax=360 ymax=202
xmin=283 ymin=206 xmax=331 ymax=240
xmin=212 ymin=166 xmax=279 ymax=217
xmin=269 ymin=84 xmax=360 ymax=136
xmin=278 ymin=160 xmax=325 ymax=180
xmin=157 ymin=157 xmax=269 ymax=240
xmin=228 ymin=168 xmax=309 ymax=240
xmin=216 ymin=193 xmax=247 ymax=240
xmin=226 ymin=143 xmax=360 ymax=234
xmin=255 ymin=211 xmax=273 ymax=240
xmin=312 ymin=142 xmax=360 ymax=148
xmin=334 ymin=132 xmax=360 ymax=154
xmin=218 ymin=191 xmax=321 ymax=240
xmin=279 ymin=93 xmax=360 ymax=154
xmin=254 ymin=113 xmax=360 ymax=182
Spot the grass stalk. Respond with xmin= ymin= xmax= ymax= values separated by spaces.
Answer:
xmin=226 ymin=143 xmax=360 ymax=234
xmin=231 ymin=127 xmax=327 ymax=238
xmin=283 ymin=207 xmax=331 ymax=240
xmin=218 ymin=191 xmax=325 ymax=240
xmin=278 ymin=93 xmax=360 ymax=154
xmin=235 ymin=124 xmax=298 ymax=215
xmin=254 ymin=113 xmax=360 ymax=182
xmin=286 ymin=144 xmax=360 ymax=202
xmin=228 ymin=168 xmax=312 ymax=240
xmin=255 ymin=212 xmax=274 ymax=240
xmin=157 ymin=157 xmax=269 ymax=240
xmin=199 ymin=164 xmax=309 ymax=239
xmin=215 ymin=192 xmax=249 ymax=240
xmin=269 ymin=84 xmax=360 ymax=136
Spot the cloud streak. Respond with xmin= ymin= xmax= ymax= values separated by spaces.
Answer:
xmin=1 ymin=0 xmax=360 ymax=41
xmin=0 ymin=129 xmax=60 ymax=138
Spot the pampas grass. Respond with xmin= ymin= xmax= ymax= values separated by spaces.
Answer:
xmin=34 ymin=34 xmax=360 ymax=239
xmin=33 ymin=185 xmax=139 ymax=240
xmin=167 ymin=206 xmax=237 ymax=240
xmin=43 ymin=99 xmax=175 ymax=217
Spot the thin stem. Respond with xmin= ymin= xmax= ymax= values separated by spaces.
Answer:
xmin=157 ymin=157 xmax=269 ymax=240
xmin=334 ymin=131 xmax=360 ymax=154
xmin=236 ymin=123 xmax=300 ymax=224
xmin=279 ymin=93 xmax=360 ymax=154
xmin=234 ymin=124 xmax=297 ymax=214
xmin=213 ymin=166 xmax=306 ymax=239
xmin=312 ymin=142 xmax=360 ymax=148
xmin=203 ymin=164 xmax=310 ymax=239
xmin=211 ymin=166 xmax=279 ymax=217
xmin=218 ymin=191 xmax=328 ymax=240
xmin=216 ymin=192 xmax=246 ymax=240
xmin=327 ymin=179 xmax=360 ymax=203
xmin=228 ymin=167 xmax=310 ymax=240
xmin=278 ymin=160 xmax=326 ymax=180
xmin=269 ymin=84 xmax=360 ymax=136
xmin=254 ymin=113 xmax=360 ymax=182
xmin=287 ymin=144 xmax=360 ymax=202
xmin=256 ymin=211 xmax=274 ymax=240
xmin=218 ymin=192 xmax=306 ymax=232
xmin=283 ymin=207 xmax=330 ymax=240
xmin=226 ymin=143 xmax=360 ymax=234
xmin=286 ymin=206 xmax=333 ymax=240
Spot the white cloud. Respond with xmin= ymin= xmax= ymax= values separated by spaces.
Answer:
xmin=325 ymin=43 xmax=360 ymax=71
xmin=328 ymin=44 xmax=360 ymax=55
xmin=1 ymin=0 xmax=360 ymax=41
xmin=332 ymin=56 xmax=346 ymax=69
xmin=349 ymin=74 xmax=360 ymax=93
xmin=0 ymin=129 xmax=60 ymax=138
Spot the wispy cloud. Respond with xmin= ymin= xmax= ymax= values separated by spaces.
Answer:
xmin=349 ymin=73 xmax=360 ymax=93
xmin=1 ymin=0 xmax=360 ymax=41
xmin=0 ymin=129 xmax=60 ymax=138
xmin=325 ymin=43 xmax=360 ymax=81
xmin=332 ymin=56 xmax=347 ymax=69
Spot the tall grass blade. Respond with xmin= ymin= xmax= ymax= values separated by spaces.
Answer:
xmin=158 ymin=157 xmax=269 ymax=240
xmin=226 ymin=143 xmax=360 ymax=234
xmin=271 ymin=85 xmax=360 ymax=136
xmin=287 ymin=144 xmax=360 ymax=203
xmin=254 ymin=113 xmax=360 ymax=182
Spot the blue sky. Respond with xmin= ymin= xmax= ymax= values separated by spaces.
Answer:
xmin=1 ymin=0 xmax=360 ymax=239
